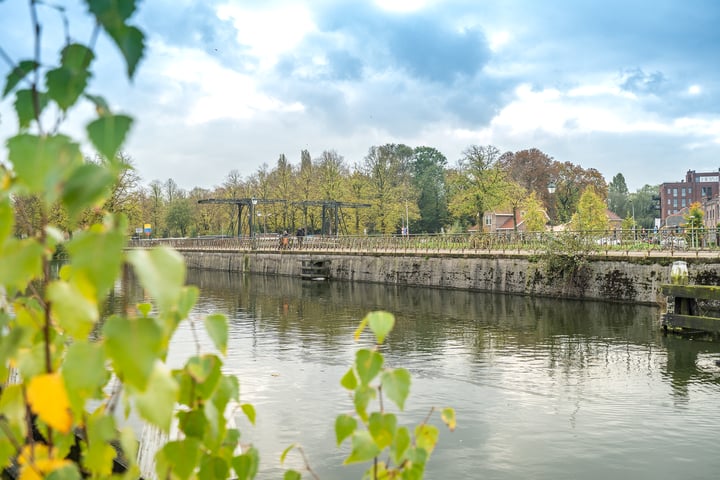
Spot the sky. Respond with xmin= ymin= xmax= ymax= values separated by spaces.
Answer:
xmin=1 ymin=0 xmax=719 ymax=192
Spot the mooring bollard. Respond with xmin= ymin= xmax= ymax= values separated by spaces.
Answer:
xmin=671 ymin=261 xmax=688 ymax=285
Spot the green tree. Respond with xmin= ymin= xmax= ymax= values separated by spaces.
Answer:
xmin=608 ymin=173 xmax=630 ymax=218
xmin=628 ymin=184 xmax=659 ymax=229
xmin=412 ymin=146 xmax=448 ymax=233
xmin=521 ymin=192 xmax=547 ymax=232
xmin=363 ymin=144 xmax=415 ymax=234
xmin=684 ymin=201 xmax=704 ymax=247
xmin=570 ymin=187 xmax=609 ymax=233
xmin=553 ymin=162 xmax=608 ymax=224
xmin=448 ymin=145 xmax=509 ymax=231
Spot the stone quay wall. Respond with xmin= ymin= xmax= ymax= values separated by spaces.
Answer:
xmin=180 ymin=250 xmax=720 ymax=305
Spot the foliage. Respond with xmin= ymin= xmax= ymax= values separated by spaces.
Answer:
xmin=570 ymin=187 xmax=609 ymax=234
xmin=0 ymin=2 xmax=251 ymax=479
xmin=684 ymin=201 xmax=704 ymax=247
xmin=521 ymin=192 xmax=548 ymax=232
xmin=538 ymin=233 xmax=596 ymax=284
xmin=282 ymin=312 xmax=455 ymax=480
xmin=608 ymin=173 xmax=630 ymax=218
xmin=447 ymin=145 xmax=510 ymax=231
xmin=412 ymin=147 xmax=449 ymax=233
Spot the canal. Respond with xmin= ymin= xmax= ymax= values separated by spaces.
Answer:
xmin=114 ymin=268 xmax=720 ymax=479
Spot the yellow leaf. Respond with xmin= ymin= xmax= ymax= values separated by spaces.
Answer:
xmin=27 ymin=373 xmax=73 ymax=433
xmin=17 ymin=445 xmax=71 ymax=480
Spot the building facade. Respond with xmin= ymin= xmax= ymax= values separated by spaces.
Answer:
xmin=659 ymin=170 xmax=720 ymax=223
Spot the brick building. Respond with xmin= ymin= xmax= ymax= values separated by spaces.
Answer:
xmin=659 ymin=170 xmax=720 ymax=223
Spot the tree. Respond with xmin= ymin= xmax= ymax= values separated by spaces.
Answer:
xmin=684 ymin=201 xmax=704 ymax=247
xmin=570 ymin=187 xmax=609 ymax=233
xmin=412 ymin=146 xmax=449 ymax=233
xmin=608 ymin=173 xmax=630 ymax=218
xmin=166 ymin=196 xmax=192 ymax=237
xmin=628 ymin=184 xmax=659 ymax=229
xmin=553 ymin=162 xmax=608 ymax=224
xmin=363 ymin=144 xmax=415 ymax=234
xmin=448 ymin=145 xmax=509 ymax=231
xmin=499 ymin=148 xmax=555 ymax=203
xmin=521 ymin=192 xmax=548 ymax=232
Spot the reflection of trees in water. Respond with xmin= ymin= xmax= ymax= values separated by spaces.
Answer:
xmin=111 ymin=267 xmax=720 ymax=397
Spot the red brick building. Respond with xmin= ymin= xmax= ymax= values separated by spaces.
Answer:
xmin=659 ymin=170 xmax=720 ymax=223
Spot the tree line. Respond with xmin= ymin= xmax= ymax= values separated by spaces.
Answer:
xmin=12 ymin=145 xmax=658 ymax=238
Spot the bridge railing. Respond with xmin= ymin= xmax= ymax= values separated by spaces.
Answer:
xmin=126 ymin=227 xmax=720 ymax=257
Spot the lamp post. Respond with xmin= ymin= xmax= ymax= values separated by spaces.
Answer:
xmin=547 ymin=182 xmax=556 ymax=231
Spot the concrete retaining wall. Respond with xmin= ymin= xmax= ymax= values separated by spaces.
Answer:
xmin=180 ymin=251 xmax=720 ymax=305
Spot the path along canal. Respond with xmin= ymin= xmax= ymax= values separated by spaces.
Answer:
xmin=112 ymin=268 xmax=720 ymax=479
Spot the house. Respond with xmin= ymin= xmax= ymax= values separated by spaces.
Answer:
xmin=469 ymin=209 xmax=548 ymax=233
xmin=659 ymin=170 xmax=720 ymax=222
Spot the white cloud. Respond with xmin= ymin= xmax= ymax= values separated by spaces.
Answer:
xmin=688 ymin=84 xmax=702 ymax=95
xmin=148 ymin=41 xmax=304 ymax=125
xmin=488 ymin=30 xmax=511 ymax=52
xmin=215 ymin=2 xmax=316 ymax=71
xmin=373 ymin=0 xmax=431 ymax=12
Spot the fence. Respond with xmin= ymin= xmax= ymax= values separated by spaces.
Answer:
xmin=126 ymin=227 xmax=720 ymax=258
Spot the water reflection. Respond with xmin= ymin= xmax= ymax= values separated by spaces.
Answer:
xmin=112 ymin=268 xmax=720 ymax=479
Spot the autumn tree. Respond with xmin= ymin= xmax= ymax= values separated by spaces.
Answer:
xmin=684 ymin=201 xmax=704 ymax=247
xmin=499 ymin=148 xmax=555 ymax=206
xmin=553 ymin=162 xmax=607 ymax=224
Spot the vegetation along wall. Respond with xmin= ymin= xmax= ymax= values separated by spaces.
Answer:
xmin=180 ymin=251 xmax=720 ymax=305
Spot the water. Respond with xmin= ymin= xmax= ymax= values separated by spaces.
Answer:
xmin=113 ymin=268 xmax=720 ymax=479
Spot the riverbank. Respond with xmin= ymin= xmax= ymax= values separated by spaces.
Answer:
xmin=177 ymin=250 xmax=720 ymax=305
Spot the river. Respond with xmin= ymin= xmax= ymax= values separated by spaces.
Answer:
xmin=112 ymin=268 xmax=720 ymax=479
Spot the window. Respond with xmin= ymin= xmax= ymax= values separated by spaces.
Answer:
xmin=673 ymin=199 xmax=678 ymax=207
xmin=667 ymin=199 xmax=671 ymax=205
xmin=689 ymin=187 xmax=692 ymax=194
xmin=484 ymin=215 xmax=492 ymax=226
xmin=673 ymin=188 xmax=678 ymax=196
xmin=682 ymin=199 xmax=686 ymax=207
xmin=667 ymin=188 xmax=671 ymax=195
xmin=682 ymin=188 xmax=686 ymax=196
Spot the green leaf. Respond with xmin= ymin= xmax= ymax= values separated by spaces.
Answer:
xmin=279 ymin=443 xmax=295 ymax=464
xmin=353 ymin=385 xmax=376 ymax=422
xmin=241 ymin=403 xmax=256 ymax=426
xmin=198 ymin=455 xmax=230 ymax=480
xmin=7 ymin=133 xmax=82 ymax=199
xmin=0 ymin=196 xmax=13 ymax=244
xmin=84 ymin=93 xmax=111 ymax=115
xmin=391 ymin=426 xmax=411 ymax=465
xmin=0 ymin=238 xmax=43 ymax=291
xmin=103 ymin=315 xmax=163 ymax=390
xmin=177 ymin=409 xmax=207 ymax=439
xmin=441 ymin=407 xmax=457 ymax=432
xmin=45 ymin=44 xmax=94 ymax=111
xmin=107 ymin=24 xmax=145 ymax=79
xmin=137 ymin=303 xmax=152 ymax=317
xmin=232 ymin=446 xmax=260 ymax=480
xmin=86 ymin=0 xmax=138 ymax=23
xmin=13 ymin=89 xmax=48 ymax=129
xmin=340 ymin=367 xmax=358 ymax=390
xmin=367 ymin=311 xmax=395 ymax=344
xmin=65 ymin=220 xmax=125 ymax=301
xmin=156 ymin=438 xmax=201 ymax=480
xmin=61 ymin=163 xmax=115 ymax=223
xmin=47 ymin=280 xmax=99 ymax=339
xmin=177 ymin=285 xmax=199 ymax=318
xmin=414 ymin=424 xmax=439 ymax=455
xmin=134 ymin=362 xmax=179 ymax=432
xmin=205 ymin=313 xmax=228 ymax=355
xmin=127 ymin=247 xmax=186 ymax=312
xmin=45 ymin=464 xmax=82 ymax=480
xmin=335 ymin=414 xmax=357 ymax=446
xmin=381 ymin=368 xmax=411 ymax=411
xmin=343 ymin=430 xmax=381 ymax=465
xmin=284 ymin=470 xmax=302 ymax=480
xmin=355 ymin=349 xmax=383 ymax=386
xmin=2 ymin=60 xmax=38 ymax=98
xmin=187 ymin=354 xmax=222 ymax=400
xmin=46 ymin=67 xmax=89 ymax=112
xmin=401 ymin=447 xmax=428 ymax=479
xmin=62 ymin=342 xmax=108 ymax=418
xmin=368 ymin=412 xmax=397 ymax=449
xmin=86 ymin=114 xmax=133 ymax=161
xmin=84 ymin=411 xmax=117 ymax=476
xmin=0 ymin=439 xmax=15 ymax=472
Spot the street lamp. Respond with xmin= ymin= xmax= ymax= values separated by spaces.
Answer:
xmin=547 ymin=182 xmax=556 ymax=230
